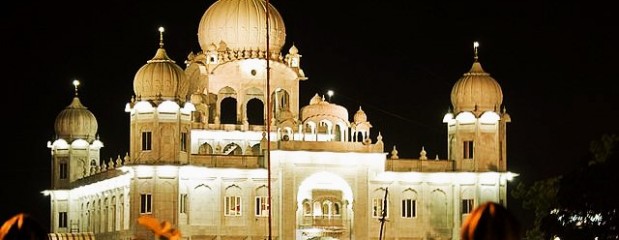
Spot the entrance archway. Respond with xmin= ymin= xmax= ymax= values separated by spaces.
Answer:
xmin=296 ymin=172 xmax=354 ymax=240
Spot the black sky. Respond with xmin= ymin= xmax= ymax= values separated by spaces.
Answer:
xmin=3 ymin=0 xmax=618 ymax=230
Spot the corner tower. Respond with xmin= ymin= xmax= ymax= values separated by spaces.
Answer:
xmin=125 ymin=27 xmax=193 ymax=164
xmin=48 ymin=80 xmax=103 ymax=189
xmin=443 ymin=42 xmax=511 ymax=172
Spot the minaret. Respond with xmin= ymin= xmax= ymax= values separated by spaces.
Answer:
xmin=443 ymin=42 xmax=511 ymax=172
xmin=48 ymin=80 xmax=103 ymax=189
xmin=125 ymin=27 xmax=192 ymax=164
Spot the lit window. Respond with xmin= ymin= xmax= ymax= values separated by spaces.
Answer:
xmin=140 ymin=194 xmax=152 ymax=214
xmin=401 ymin=199 xmax=417 ymax=218
xmin=322 ymin=201 xmax=330 ymax=216
xmin=372 ymin=198 xmax=388 ymax=218
xmin=58 ymin=212 xmax=67 ymax=228
xmin=142 ymin=131 xmax=152 ymax=151
xmin=59 ymin=162 xmax=68 ymax=179
xmin=225 ymin=196 xmax=242 ymax=216
xmin=462 ymin=199 xmax=474 ymax=214
xmin=303 ymin=200 xmax=311 ymax=216
xmin=255 ymin=196 xmax=269 ymax=217
xmin=179 ymin=194 xmax=187 ymax=214
xmin=463 ymin=140 xmax=474 ymax=159
xmin=180 ymin=132 xmax=187 ymax=152
xmin=333 ymin=202 xmax=341 ymax=216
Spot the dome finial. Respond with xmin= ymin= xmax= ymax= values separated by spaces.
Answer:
xmin=158 ymin=26 xmax=165 ymax=48
xmin=72 ymin=79 xmax=80 ymax=96
xmin=473 ymin=41 xmax=480 ymax=61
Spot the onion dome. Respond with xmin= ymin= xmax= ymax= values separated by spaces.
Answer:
xmin=198 ymin=0 xmax=286 ymax=54
xmin=289 ymin=44 xmax=298 ymax=54
xmin=353 ymin=106 xmax=367 ymax=123
xmin=133 ymin=27 xmax=189 ymax=102
xmin=300 ymin=94 xmax=349 ymax=123
xmin=309 ymin=93 xmax=322 ymax=105
xmin=54 ymin=87 xmax=98 ymax=142
xmin=450 ymin=42 xmax=503 ymax=113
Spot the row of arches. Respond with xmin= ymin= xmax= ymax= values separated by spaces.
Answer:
xmin=193 ymin=87 xmax=290 ymax=125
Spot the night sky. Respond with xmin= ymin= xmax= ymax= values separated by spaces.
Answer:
xmin=3 ymin=0 xmax=618 ymax=230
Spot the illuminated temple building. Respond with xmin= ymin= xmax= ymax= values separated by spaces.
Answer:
xmin=44 ymin=0 xmax=516 ymax=239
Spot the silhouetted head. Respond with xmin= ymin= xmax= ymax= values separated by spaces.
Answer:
xmin=0 ymin=213 xmax=48 ymax=240
xmin=461 ymin=201 xmax=521 ymax=240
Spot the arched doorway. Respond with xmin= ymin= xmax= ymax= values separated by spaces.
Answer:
xmin=296 ymin=172 xmax=353 ymax=240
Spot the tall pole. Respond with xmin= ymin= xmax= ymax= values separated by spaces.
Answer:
xmin=265 ymin=0 xmax=272 ymax=239
xmin=379 ymin=188 xmax=388 ymax=240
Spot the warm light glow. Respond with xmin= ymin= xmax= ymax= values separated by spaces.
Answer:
xmin=178 ymin=166 xmax=266 ymax=179
xmin=125 ymin=103 xmax=132 ymax=112
xmin=158 ymin=26 xmax=165 ymax=33
xmin=479 ymin=111 xmax=500 ymax=124
xmin=427 ymin=172 xmax=452 ymax=183
xmin=239 ymin=59 xmax=265 ymax=77
xmin=158 ymin=100 xmax=180 ymax=113
xmin=442 ymin=112 xmax=454 ymax=123
xmin=70 ymin=174 xmax=132 ymax=199
xmin=43 ymin=190 xmax=69 ymax=200
xmin=134 ymin=101 xmax=155 ymax=113
xmin=72 ymin=80 xmax=80 ymax=88
xmin=503 ymin=172 xmax=518 ymax=182
xmin=297 ymin=171 xmax=353 ymax=204
xmin=157 ymin=165 xmax=178 ymax=178
xmin=71 ymin=139 xmax=90 ymax=149
xmin=478 ymin=172 xmax=500 ymax=184
xmin=455 ymin=111 xmax=476 ymax=124
xmin=90 ymin=140 xmax=104 ymax=149
xmin=455 ymin=172 xmax=477 ymax=184
xmin=51 ymin=139 xmax=69 ymax=149
xmin=473 ymin=41 xmax=479 ymax=48
xmin=135 ymin=165 xmax=156 ymax=178
xmin=183 ymin=102 xmax=196 ymax=112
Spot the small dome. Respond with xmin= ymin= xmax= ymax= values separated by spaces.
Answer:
xmin=289 ymin=44 xmax=298 ymax=54
xmin=353 ymin=106 xmax=367 ymax=123
xmin=309 ymin=93 xmax=322 ymax=105
xmin=133 ymin=47 xmax=189 ymax=102
xmin=450 ymin=60 xmax=503 ymax=113
xmin=300 ymin=97 xmax=349 ymax=123
xmin=197 ymin=0 xmax=286 ymax=54
xmin=54 ymin=96 xmax=98 ymax=142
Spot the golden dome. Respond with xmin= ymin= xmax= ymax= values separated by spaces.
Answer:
xmin=54 ymin=96 xmax=98 ymax=142
xmin=309 ymin=93 xmax=322 ymax=105
xmin=353 ymin=106 xmax=367 ymax=123
xmin=133 ymin=47 xmax=189 ymax=102
xmin=301 ymin=97 xmax=349 ymax=123
xmin=197 ymin=0 xmax=286 ymax=54
xmin=450 ymin=61 xmax=503 ymax=113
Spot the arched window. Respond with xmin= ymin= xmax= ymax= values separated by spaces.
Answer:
xmin=401 ymin=189 xmax=418 ymax=218
xmin=224 ymin=185 xmax=242 ymax=216
xmin=255 ymin=186 xmax=269 ymax=217
xmin=303 ymin=200 xmax=312 ymax=216
xmin=372 ymin=188 xmax=388 ymax=218
xmin=220 ymin=97 xmax=237 ymax=124
xmin=246 ymin=98 xmax=264 ymax=125
xmin=313 ymin=201 xmax=322 ymax=216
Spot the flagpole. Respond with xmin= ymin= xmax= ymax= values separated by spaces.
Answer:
xmin=265 ymin=0 xmax=272 ymax=239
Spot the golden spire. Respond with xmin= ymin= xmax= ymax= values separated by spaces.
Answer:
xmin=72 ymin=79 xmax=80 ymax=96
xmin=158 ymin=26 xmax=165 ymax=48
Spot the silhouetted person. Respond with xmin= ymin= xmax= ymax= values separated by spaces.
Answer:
xmin=0 ymin=213 xmax=48 ymax=240
xmin=461 ymin=201 xmax=521 ymax=240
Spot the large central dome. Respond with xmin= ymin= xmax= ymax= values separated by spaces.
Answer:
xmin=198 ymin=0 xmax=286 ymax=54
